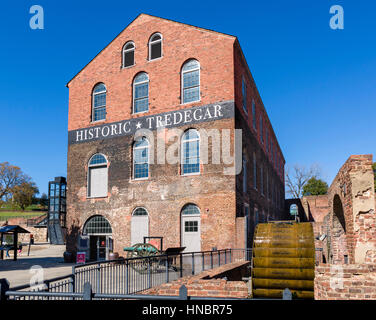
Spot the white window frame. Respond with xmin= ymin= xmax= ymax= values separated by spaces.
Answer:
xmin=181 ymin=129 xmax=200 ymax=176
xmin=132 ymin=73 xmax=149 ymax=114
xmin=122 ymin=41 xmax=135 ymax=68
xmin=87 ymin=153 xmax=108 ymax=198
xmin=181 ymin=60 xmax=200 ymax=105
xmin=148 ymin=33 xmax=163 ymax=61
xmin=133 ymin=138 xmax=150 ymax=180
xmin=92 ymin=83 xmax=107 ymax=123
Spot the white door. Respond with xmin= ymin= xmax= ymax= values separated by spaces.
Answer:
xmin=181 ymin=215 xmax=201 ymax=252
xmin=131 ymin=215 xmax=149 ymax=245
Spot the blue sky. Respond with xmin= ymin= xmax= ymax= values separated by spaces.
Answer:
xmin=1 ymin=0 xmax=375 ymax=195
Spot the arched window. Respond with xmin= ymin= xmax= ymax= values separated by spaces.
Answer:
xmin=181 ymin=59 xmax=200 ymax=104
xmin=133 ymin=72 xmax=149 ymax=114
xmin=181 ymin=129 xmax=200 ymax=175
xmin=83 ymin=215 xmax=112 ymax=235
xmin=181 ymin=203 xmax=200 ymax=215
xmin=88 ymin=153 xmax=108 ymax=198
xmin=133 ymin=137 xmax=149 ymax=179
xmin=92 ymin=83 xmax=106 ymax=122
xmin=149 ymin=33 xmax=162 ymax=60
xmin=123 ymin=41 xmax=135 ymax=67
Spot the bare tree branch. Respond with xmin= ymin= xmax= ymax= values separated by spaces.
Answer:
xmin=285 ymin=164 xmax=321 ymax=199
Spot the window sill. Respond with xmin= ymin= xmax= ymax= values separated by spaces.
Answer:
xmin=181 ymin=172 xmax=201 ymax=177
xmin=180 ymin=99 xmax=201 ymax=107
xmin=133 ymin=177 xmax=149 ymax=181
xmin=147 ymin=56 xmax=163 ymax=63
xmin=91 ymin=119 xmax=106 ymax=125
xmin=86 ymin=196 xmax=108 ymax=199
xmin=132 ymin=110 xmax=149 ymax=116
xmin=121 ymin=64 xmax=136 ymax=69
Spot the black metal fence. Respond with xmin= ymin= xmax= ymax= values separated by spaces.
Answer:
xmin=1 ymin=248 xmax=252 ymax=301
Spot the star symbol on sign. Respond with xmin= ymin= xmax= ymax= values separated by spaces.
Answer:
xmin=135 ymin=122 xmax=142 ymax=129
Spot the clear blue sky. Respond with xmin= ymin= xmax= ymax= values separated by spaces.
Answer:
xmin=1 ymin=0 xmax=375 ymax=195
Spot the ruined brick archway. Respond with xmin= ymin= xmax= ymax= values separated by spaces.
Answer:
xmin=330 ymin=194 xmax=349 ymax=264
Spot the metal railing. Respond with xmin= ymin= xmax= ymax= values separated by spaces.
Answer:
xmin=1 ymin=248 xmax=252 ymax=300
xmin=72 ymin=248 xmax=251 ymax=295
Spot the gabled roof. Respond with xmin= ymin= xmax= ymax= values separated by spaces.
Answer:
xmin=66 ymin=13 xmax=237 ymax=87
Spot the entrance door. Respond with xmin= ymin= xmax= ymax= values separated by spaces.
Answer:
xmin=182 ymin=216 xmax=200 ymax=252
xmin=131 ymin=208 xmax=149 ymax=245
xmin=181 ymin=204 xmax=201 ymax=253
xmin=89 ymin=235 xmax=107 ymax=261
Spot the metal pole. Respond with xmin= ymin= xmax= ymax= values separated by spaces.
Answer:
xmin=125 ymin=260 xmax=129 ymax=295
xmin=165 ymin=256 xmax=169 ymax=283
xmin=191 ymin=253 xmax=195 ymax=275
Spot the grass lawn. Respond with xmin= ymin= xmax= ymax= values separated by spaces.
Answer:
xmin=0 ymin=211 xmax=45 ymax=217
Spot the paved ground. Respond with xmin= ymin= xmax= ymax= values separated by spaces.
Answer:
xmin=0 ymin=243 xmax=74 ymax=288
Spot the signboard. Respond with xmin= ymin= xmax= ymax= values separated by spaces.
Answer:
xmin=68 ymin=101 xmax=235 ymax=145
xmin=76 ymin=251 xmax=86 ymax=264
xmin=290 ymin=204 xmax=298 ymax=216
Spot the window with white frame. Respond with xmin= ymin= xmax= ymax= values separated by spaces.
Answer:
xmin=92 ymin=83 xmax=107 ymax=122
xmin=133 ymin=137 xmax=149 ymax=179
xmin=123 ymin=41 xmax=135 ymax=68
xmin=133 ymin=72 xmax=149 ymax=114
xmin=88 ymin=153 xmax=108 ymax=198
xmin=242 ymin=76 xmax=247 ymax=114
xmin=181 ymin=129 xmax=200 ymax=175
xmin=149 ymin=33 xmax=162 ymax=60
xmin=181 ymin=59 xmax=200 ymax=104
xmin=252 ymin=99 xmax=256 ymax=130
xmin=253 ymin=153 xmax=257 ymax=190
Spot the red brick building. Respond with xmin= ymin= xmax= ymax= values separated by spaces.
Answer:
xmin=65 ymin=14 xmax=285 ymax=260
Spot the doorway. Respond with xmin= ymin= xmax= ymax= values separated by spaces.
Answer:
xmin=181 ymin=204 xmax=201 ymax=252
xmin=83 ymin=215 xmax=112 ymax=261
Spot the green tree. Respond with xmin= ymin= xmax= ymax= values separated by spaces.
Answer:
xmin=303 ymin=177 xmax=328 ymax=196
xmin=0 ymin=162 xmax=29 ymax=204
xmin=12 ymin=181 xmax=39 ymax=210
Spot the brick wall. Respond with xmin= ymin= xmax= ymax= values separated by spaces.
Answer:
xmin=66 ymin=14 xmax=286 ymax=256
xmin=327 ymin=154 xmax=375 ymax=264
xmin=141 ymin=261 xmax=250 ymax=298
xmin=315 ymin=264 xmax=376 ymax=300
